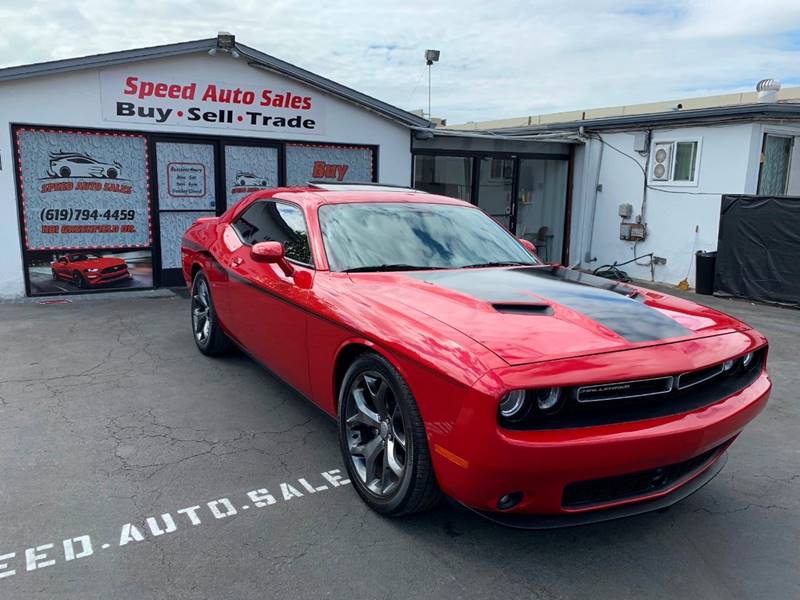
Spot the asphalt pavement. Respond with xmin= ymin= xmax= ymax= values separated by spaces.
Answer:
xmin=0 ymin=286 xmax=797 ymax=599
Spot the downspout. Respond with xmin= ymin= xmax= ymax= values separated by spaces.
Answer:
xmin=580 ymin=131 xmax=604 ymax=264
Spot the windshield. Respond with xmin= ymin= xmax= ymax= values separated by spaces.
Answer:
xmin=319 ymin=202 xmax=539 ymax=272
xmin=69 ymin=254 xmax=99 ymax=261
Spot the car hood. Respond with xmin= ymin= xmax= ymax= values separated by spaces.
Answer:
xmin=347 ymin=266 xmax=750 ymax=365
xmin=74 ymin=257 xmax=126 ymax=269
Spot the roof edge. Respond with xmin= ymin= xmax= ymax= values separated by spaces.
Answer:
xmin=454 ymin=103 xmax=800 ymax=135
xmin=0 ymin=38 xmax=217 ymax=83
xmin=0 ymin=37 xmax=431 ymax=130
xmin=236 ymin=43 xmax=430 ymax=128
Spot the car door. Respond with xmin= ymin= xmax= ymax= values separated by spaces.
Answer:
xmin=54 ymin=257 xmax=69 ymax=277
xmin=226 ymin=200 xmax=314 ymax=396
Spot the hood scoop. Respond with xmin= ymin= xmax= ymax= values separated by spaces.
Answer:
xmin=492 ymin=302 xmax=554 ymax=316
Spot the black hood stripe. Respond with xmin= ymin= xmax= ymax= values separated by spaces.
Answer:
xmin=406 ymin=267 xmax=690 ymax=343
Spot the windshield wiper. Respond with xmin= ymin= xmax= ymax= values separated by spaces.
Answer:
xmin=343 ymin=264 xmax=444 ymax=273
xmin=460 ymin=261 xmax=533 ymax=269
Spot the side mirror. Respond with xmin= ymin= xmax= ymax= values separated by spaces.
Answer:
xmin=250 ymin=241 xmax=294 ymax=276
xmin=518 ymin=238 xmax=537 ymax=256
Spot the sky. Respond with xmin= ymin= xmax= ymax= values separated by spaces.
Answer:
xmin=1 ymin=0 xmax=800 ymax=123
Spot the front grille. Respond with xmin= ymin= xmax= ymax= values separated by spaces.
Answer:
xmin=501 ymin=347 xmax=766 ymax=430
xmin=102 ymin=264 xmax=126 ymax=274
xmin=562 ymin=441 xmax=727 ymax=509
xmin=577 ymin=376 xmax=674 ymax=403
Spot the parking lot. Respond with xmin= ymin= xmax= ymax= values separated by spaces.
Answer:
xmin=0 ymin=288 xmax=797 ymax=599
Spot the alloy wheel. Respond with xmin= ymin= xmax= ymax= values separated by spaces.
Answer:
xmin=192 ymin=279 xmax=212 ymax=345
xmin=345 ymin=371 xmax=408 ymax=496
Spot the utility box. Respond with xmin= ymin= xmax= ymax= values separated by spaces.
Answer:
xmin=620 ymin=222 xmax=646 ymax=241
xmin=618 ymin=203 xmax=633 ymax=218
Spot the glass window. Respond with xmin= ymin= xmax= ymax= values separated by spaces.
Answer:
xmin=758 ymin=135 xmax=793 ymax=195
xmin=413 ymin=155 xmax=472 ymax=202
xmin=233 ymin=201 xmax=313 ymax=265
xmin=516 ymin=159 xmax=569 ymax=263
xmin=319 ymin=202 xmax=537 ymax=272
xmin=673 ymin=141 xmax=698 ymax=181
xmin=478 ymin=157 xmax=514 ymax=229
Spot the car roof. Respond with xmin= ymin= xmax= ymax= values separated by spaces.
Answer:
xmin=243 ymin=185 xmax=474 ymax=209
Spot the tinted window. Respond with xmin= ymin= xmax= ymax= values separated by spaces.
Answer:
xmin=233 ymin=201 xmax=313 ymax=265
xmin=319 ymin=202 xmax=537 ymax=272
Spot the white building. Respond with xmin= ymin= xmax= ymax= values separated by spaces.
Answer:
xmin=418 ymin=82 xmax=800 ymax=286
xmin=0 ymin=33 xmax=428 ymax=298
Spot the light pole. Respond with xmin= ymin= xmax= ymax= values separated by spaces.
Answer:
xmin=424 ymin=49 xmax=440 ymax=119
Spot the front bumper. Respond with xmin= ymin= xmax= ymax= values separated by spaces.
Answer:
xmin=426 ymin=331 xmax=770 ymax=523
xmin=85 ymin=269 xmax=131 ymax=285
xmin=464 ymin=451 xmax=728 ymax=529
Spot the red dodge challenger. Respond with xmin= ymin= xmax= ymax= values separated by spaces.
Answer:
xmin=51 ymin=252 xmax=131 ymax=288
xmin=181 ymin=183 xmax=770 ymax=528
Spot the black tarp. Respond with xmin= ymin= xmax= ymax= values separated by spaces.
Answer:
xmin=715 ymin=195 xmax=800 ymax=306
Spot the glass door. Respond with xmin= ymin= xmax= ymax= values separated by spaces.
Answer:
xmin=477 ymin=157 xmax=514 ymax=229
xmin=154 ymin=141 xmax=218 ymax=286
xmin=515 ymin=159 xmax=569 ymax=263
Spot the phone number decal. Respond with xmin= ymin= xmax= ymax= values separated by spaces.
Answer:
xmin=40 ymin=208 xmax=137 ymax=222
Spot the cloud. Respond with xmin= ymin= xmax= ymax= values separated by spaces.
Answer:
xmin=1 ymin=0 xmax=799 ymax=123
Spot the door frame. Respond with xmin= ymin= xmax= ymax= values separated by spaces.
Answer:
xmin=149 ymin=134 xmax=284 ymax=286
xmin=412 ymin=149 xmax=572 ymax=262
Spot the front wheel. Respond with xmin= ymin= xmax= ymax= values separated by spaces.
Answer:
xmin=338 ymin=353 xmax=441 ymax=516
xmin=191 ymin=271 xmax=231 ymax=356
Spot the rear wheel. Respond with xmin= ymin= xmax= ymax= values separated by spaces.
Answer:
xmin=338 ymin=352 xmax=441 ymax=516
xmin=191 ymin=271 xmax=231 ymax=355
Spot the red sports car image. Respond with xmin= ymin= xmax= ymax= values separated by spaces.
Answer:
xmin=51 ymin=252 xmax=131 ymax=288
xmin=181 ymin=183 xmax=770 ymax=528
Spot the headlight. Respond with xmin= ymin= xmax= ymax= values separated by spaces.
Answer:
xmin=722 ymin=359 xmax=736 ymax=373
xmin=499 ymin=390 xmax=527 ymax=419
xmin=742 ymin=352 xmax=755 ymax=369
xmin=85 ymin=268 xmax=99 ymax=272
xmin=535 ymin=388 xmax=562 ymax=413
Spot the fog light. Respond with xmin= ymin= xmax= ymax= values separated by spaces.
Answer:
xmin=722 ymin=359 xmax=735 ymax=372
xmin=497 ymin=491 xmax=523 ymax=510
xmin=499 ymin=390 xmax=527 ymax=419
xmin=536 ymin=388 xmax=562 ymax=413
xmin=742 ymin=352 xmax=754 ymax=368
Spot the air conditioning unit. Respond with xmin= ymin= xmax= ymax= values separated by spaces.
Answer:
xmin=651 ymin=142 xmax=673 ymax=181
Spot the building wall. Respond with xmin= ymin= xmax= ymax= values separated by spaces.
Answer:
xmin=0 ymin=53 xmax=412 ymax=297
xmin=582 ymin=124 xmax=758 ymax=285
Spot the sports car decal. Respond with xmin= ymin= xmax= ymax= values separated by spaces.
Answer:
xmin=406 ymin=266 xmax=691 ymax=343
xmin=47 ymin=151 xmax=122 ymax=179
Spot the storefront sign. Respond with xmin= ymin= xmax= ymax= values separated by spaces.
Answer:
xmin=100 ymin=73 xmax=326 ymax=135
xmin=286 ymin=144 xmax=373 ymax=185
xmin=15 ymin=128 xmax=152 ymax=250
xmin=167 ymin=163 xmax=206 ymax=198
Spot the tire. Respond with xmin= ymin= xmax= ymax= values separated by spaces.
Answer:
xmin=59 ymin=166 xmax=71 ymax=178
xmin=52 ymin=270 xmax=58 ymax=280
xmin=191 ymin=271 xmax=231 ymax=356
xmin=106 ymin=167 xmax=118 ymax=179
xmin=72 ymin=271 xmax=85 ymax=288
xmin=238 ymin=179 xmax=245 ymax=186
xmin=338 ymin=352 xmax=441 ymax=516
